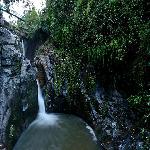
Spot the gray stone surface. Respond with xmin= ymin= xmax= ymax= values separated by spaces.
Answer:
xmin=0 ymin=26 xmax=36 ymax=148
xmin=0 ymin=27 xmax=22 ymax=145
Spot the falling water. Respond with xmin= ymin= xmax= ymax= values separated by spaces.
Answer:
xmin=21 ymin=39 xmax=25 ymax=57
xmin=37 ymin=79 xmax=45 ymax=114
xmin=36 ymin=79 xmax=58 ymax=126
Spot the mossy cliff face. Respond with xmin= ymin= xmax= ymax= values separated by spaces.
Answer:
xmin=35 ymin=41 xmax=148 ymax=149
xmin=6 ymin=79 xmax=38 ymax=150
xmin=0 ymin=26 xmax=37 ymax=150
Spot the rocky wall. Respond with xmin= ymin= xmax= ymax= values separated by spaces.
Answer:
xmin=35 ymin=44 xmax=147 ymax=149
xmin=0 ymin=27 xmax=37 ymax=150
xmin=0 ymin=27 xmax=22 ymax=146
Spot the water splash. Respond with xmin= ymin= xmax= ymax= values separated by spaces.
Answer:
xmin=86 ymin=125 xmax=97 ymax=142
xmin=36 ymin=79 xmax=58 ymax=126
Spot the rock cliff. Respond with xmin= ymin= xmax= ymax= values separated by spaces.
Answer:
xmin=0 ymin=26 xmax=37 ymax=149
xmin=34 ymin=43 xmax=147 ymax=150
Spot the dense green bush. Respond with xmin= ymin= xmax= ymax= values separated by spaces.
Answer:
xmin=46 ymin=0 xmax=143 ymax=62
xmin=16 ymin=7 xmax=40 ymax=36
xmin=128 ymin=93 xmax=150 ymax=121
xmin=42 ymin=0 xmax=148 ymax=92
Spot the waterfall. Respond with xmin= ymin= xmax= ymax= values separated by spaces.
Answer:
xmin=21 ymin=39 xmax=25 ymax=57
xmin=36 ymin=79 xmax=46 ymax=114
xmin=13 ymin=80 xmax=99 ymax=150
xmin=36 ymin=79 xmax=58 ymax=126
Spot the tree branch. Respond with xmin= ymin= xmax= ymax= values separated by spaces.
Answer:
xmin=1 ymin=8 xmax=25 ymax=22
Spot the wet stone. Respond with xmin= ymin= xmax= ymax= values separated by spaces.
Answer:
xmin=0 ymin=28 xmax=17 ymax=45
xmin=0 ymin=143 xmax=6 ymax=149
xmin=1 ymin=59 xmax=12 ymax=66
xmin=2 ymin=45 xmax=15 ymax=58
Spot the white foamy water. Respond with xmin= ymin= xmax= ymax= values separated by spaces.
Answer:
xmin=86 ymin=125 xmax=97 ymax=142
xmin=21 ymin=39 xmax=25 ymax=57
xmin=34 ymin=113 xmax=58 ymax=126
xmin=37 ymin=79 xmax=46 ymax=114
xmin=36 ymin=79 xmax=58 ymax=125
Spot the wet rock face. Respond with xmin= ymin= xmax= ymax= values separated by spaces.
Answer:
xmin=0 ymin=27 xmax=37 ymax=149
xmin=35 ymin=53 xmax=54 ymax=105
xmin=35 ymin=55 xmax=53 ymax=84
xmin=35 ymin=48 xmax=146 ymax=149
xmin=25 ymin=28 xmax=49 ymax=61
xmin=0 ymin=27 xmax=22 ymax=144
xmin=93 ymin=87 xmax=133 ymax=149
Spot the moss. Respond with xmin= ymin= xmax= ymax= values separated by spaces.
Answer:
xmin=6 ymin=92 xmax=23 ymax=150
xmin=6 ymin=80 xmax=38 ymax=149
xmin=140 ymin=128 xmax=150 ymax=150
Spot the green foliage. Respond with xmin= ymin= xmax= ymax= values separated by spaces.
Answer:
xmin=140 ymin=128 xmax=150 ymax=149
xmin=139 ymin=21 xmax=150 ymax=55
xmin=128 ymin=95 xmax=147 ymax=107
xmin=127 ymin=93 xmax=149 ymax=148
xmin=41 ymin=0 xmax=149 ymax=94
xmin=45 ymin=0 xmax=144 ymax=63
xmin=52 ymin=47 xmax=96 ymax=96
xmin=16 ymin=7 xmax=40 ymax=37
xmin=6 ymin=93 xmax=23 ymax=150
xmin=54 ymin=48 xmax=81 ymax=95
xmin=128 ymin=93 xmax=150 ymax=126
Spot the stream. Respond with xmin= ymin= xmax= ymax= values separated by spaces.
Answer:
xmin=13 ymin=80 xmax=99 ymax=150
